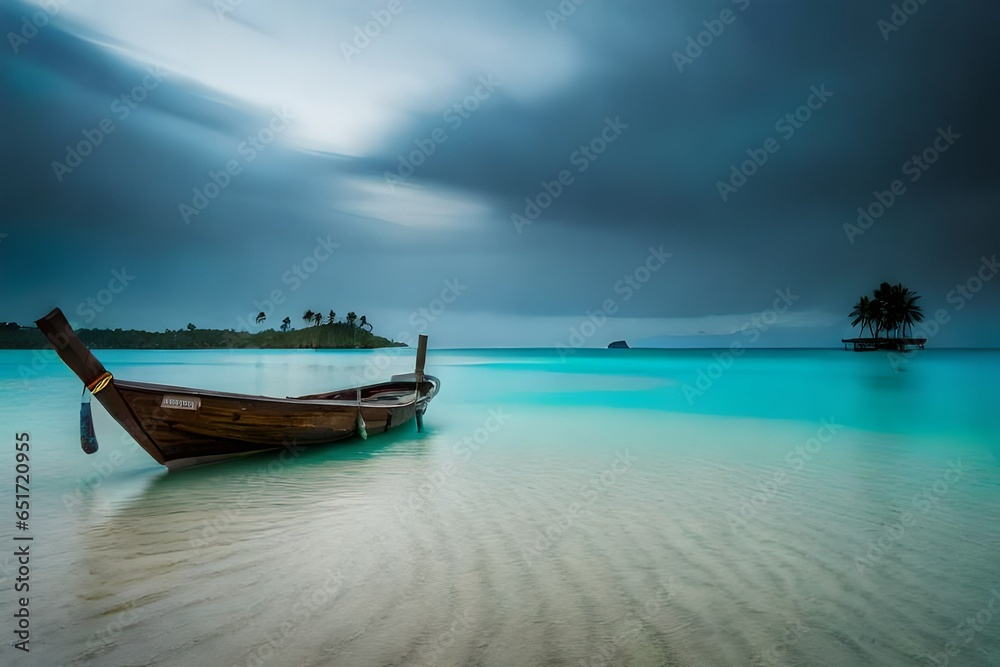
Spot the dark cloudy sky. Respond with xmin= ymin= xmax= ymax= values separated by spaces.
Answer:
xmin=1 ymin=0 xmax=998 ymax=347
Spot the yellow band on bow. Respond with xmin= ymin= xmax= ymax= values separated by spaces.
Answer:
xmin=87 ymin=372 xmax=113 ymax=394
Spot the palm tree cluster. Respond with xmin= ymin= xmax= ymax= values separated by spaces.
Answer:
xmin=850 ymin=282 xmax=924 ymax=339
xmin=300 ymin=309 xmax=371 ymax=330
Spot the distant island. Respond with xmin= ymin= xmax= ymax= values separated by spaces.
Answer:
xmin=608 ymin=340 xmax=630 ymax=349
xmin=842 ymin=282 xmax=926 ymax=351
xmin=0 ymin=310 xmax=406 ymax=350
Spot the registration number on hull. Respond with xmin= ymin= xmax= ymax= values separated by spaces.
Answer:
xmin=160 ymin=395 xmax=201 ymax=410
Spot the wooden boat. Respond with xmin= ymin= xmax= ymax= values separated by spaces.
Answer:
xmin=35 ymin=308 xmax=440 ymax=469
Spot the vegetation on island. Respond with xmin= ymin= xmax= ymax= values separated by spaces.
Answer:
xmin=0 ymin=310 xmax=405 ymax=350
xmin=849 ymin=282 xmax=925 ymax=339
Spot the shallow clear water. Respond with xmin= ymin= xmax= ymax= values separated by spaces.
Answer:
xmin=0 ymin=348 xmax=998 ymax=666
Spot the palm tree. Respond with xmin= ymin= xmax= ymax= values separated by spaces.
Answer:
xmin=887 ymin=283 xmax=913 ymax=338
xmin=849 ymin=296 xmax=875 ymax=338
xmin=898 ymin=289 xmax=924 ymax=338
xmin=871 ymin=282 xmax=898 ymax=338
xmin=346 ymin=312 xmax=357 ymax=328
xmin=359 ymin=315 xmax=372 ymax=332
xmin=255 ymin=311 xmax=266 ymax=325
xmin=327 ymin=310 xmax=336 ymax=325
xmin=303 ymin=310 xmax=315 ymax=327
xmin=313 ymin=312 xmax=323 ymax=326
xmin=280 ymin=317 xmax=291 ymax=332
xmin=856 ymin=282 xmax=923 ymax=340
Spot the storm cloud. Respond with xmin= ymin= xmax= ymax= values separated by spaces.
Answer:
xmin=1 ymin=0 xmax=998 ymax=346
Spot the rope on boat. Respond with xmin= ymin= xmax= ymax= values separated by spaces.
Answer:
xmin=78 ymin=372 xmax=112 ymax=455
xmin=414 ymin=376 xmax=423 ymax=432
xmin=356 ymin=388 xmax=367 ymax=440
xmin=79 ymin=386 xmax=99 ymax=455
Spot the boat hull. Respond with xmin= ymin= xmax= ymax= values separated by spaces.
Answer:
xmin=113 ymin=377 xmax=437 ymax=466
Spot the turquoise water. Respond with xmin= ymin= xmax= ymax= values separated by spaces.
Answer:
xmin=0 ymin=348 xmax=998 ymax=665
